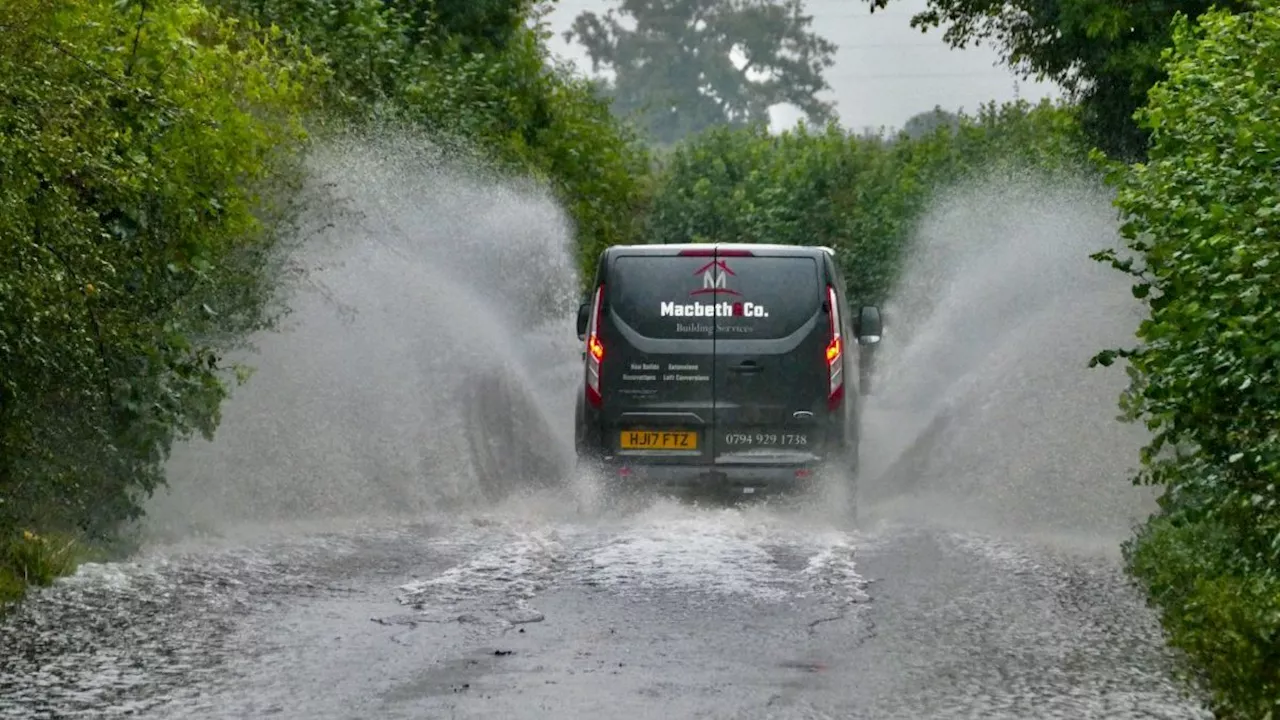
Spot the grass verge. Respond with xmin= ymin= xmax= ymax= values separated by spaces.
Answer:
xmin=0 ymin=529 xmax=93 ymax=615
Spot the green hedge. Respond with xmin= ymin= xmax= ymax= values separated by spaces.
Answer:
xmin=1095 ymin=6 xmax=1280 ymax=717
xmin=0 ymin=0 xmax=321 ymax=543
xmin=645 ymin=99 xmax=1093 ymax=306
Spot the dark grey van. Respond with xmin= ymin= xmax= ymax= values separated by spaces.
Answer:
xmin=573 ymin=242 xmax=882 ymax=501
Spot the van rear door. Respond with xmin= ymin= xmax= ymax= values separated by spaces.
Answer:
xmin=707 ymin=249 xmax=831 ymax=467
xmin=601 ymin=250 xmax=717 ymax=468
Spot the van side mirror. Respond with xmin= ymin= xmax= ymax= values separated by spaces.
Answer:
xmin=576 ymin=301 xmax=590 ymax=340
xmin=857 ymin=305 xmax=882 ymax=345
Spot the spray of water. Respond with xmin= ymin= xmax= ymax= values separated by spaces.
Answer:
xmin=856 ymin=170 xmax=1159 ymax=547
xmin=145 ymin=125 xmax=587 ymax=541
xmin=147 ymin=132 xmax=1159 ymax=555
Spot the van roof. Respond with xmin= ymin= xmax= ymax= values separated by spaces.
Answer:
xmin=604 ymin=242 xmax=836 ymax=258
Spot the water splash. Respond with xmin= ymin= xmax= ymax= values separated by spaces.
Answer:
xmin=147 ymin=126 xmax=584 ymax=541
xmin=857 ymin=170 xmax=1157 ymax=541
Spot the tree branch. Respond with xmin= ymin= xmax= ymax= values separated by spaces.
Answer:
xmin=125 ymin=0 xmax=149 ymax=78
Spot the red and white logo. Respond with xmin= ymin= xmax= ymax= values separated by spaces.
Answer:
xmin=690 ymin=260 xmax=740 ymax=297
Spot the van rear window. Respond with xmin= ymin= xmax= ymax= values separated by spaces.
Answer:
xmin=608 ymin=254 xmax=822 ymax=339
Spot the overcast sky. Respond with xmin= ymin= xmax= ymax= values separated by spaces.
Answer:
xmin=542 ymin=0 xmax=1064 ymax=133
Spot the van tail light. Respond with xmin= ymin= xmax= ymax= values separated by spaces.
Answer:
xmin=825 ymin=285 xmax=844 ymax=410
xmin=585 ymin=284 xmax=605 ymax=409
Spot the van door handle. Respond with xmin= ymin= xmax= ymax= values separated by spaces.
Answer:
xmin=730 ymin=361 xmax=763 ymax=374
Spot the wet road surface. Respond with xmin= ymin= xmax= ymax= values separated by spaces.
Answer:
xmin=0 ymin=494 xmax=1208 ymax=720
xmin=0 ymin=121 xmax=1203 ymax=720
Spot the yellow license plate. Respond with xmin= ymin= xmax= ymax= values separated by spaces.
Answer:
xmin=619 ymin=430 xmax=698 ymax=450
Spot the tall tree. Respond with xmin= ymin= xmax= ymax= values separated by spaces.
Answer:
xmin=565 ymin=0 xmax=837 ymax=145
xmin=902 ymin=105 xmax=960 ymax=139
xmin=861 ymin=0 xmax=1252 ymax=160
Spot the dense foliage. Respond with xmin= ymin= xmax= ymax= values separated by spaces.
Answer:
xmin=0 ymin=0 xmax=320 ymax=547
xmin=1093 ymin=7 xmax=1280 ymax=716
xmin=862 ymin=0 xmax=1252 ymax=161
xmin=646 ymin=98 xmax=1091 ymax=306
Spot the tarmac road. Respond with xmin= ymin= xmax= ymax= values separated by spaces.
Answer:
xmin=0 ymin=491 xmax=1208 ymax=720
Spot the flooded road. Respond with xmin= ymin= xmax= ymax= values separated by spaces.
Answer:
xmin=0 ymin=144 xmax=1212 ymax=718
xmin=0 ymin=498 xmax=1204 ymax=719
